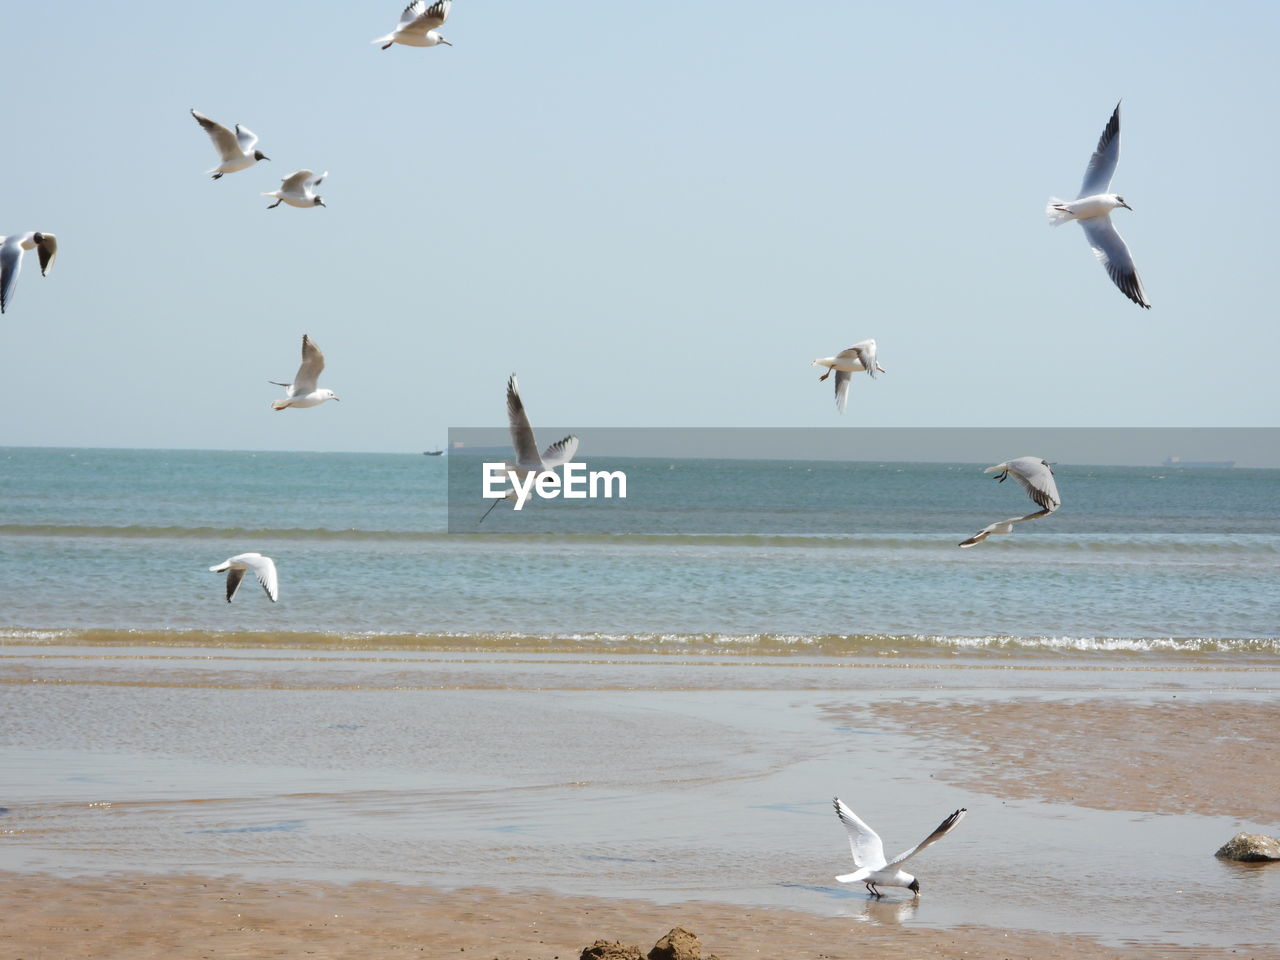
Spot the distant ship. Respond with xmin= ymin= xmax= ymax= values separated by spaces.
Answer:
xmin=422 ymin=449 xmax=444 ymax=456
xmin=1162 ymin=456 xmax=1235 ymax=468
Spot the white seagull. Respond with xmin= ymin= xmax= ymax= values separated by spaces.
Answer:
xmin=191 ymin=108 xmax=270 ymax=179
xmin=833 ymin=798 xmax=966 ymax=898
xmin=209 ymin=553 xmax=279 ymax=603
xmin=811 ymin=339 xmax=883 ymax=413
xmin=1046 ymin=103 xmax=1150 ymax=308
xmin=959 ymin=456 xmax=1061 ymax=547
xmin=504 ymin=373 xmax=579 ymax=479
xmin=0 ymin=231 xmax=57 ymax=314
xmin=264 ymin=170 xmax=327 ymax=209
xmin=270 ymin=335 xmax=340 ymax=410
xmin=375 ymin=0 xmax=453 ymax=49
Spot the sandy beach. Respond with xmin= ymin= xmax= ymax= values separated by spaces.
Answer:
xmin=3 ymin=642 xmax=1279 ymax=958
xmin=1 ymin=871 xmax=1266 ymax=960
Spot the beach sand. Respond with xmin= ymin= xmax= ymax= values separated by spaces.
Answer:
xmin=0 ymin=870 xmax=1260 ymax=960
xmin=4 ymin=645 xmax=1279 ymax=958
xmin=834 ymin=697 xmax=1280 ymax=822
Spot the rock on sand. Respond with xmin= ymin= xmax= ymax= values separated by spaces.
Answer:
xmin=1214 ymin=833 xmax=1280 ymax=862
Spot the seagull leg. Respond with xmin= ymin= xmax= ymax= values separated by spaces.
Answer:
xmin=267 ymin=199 xmax=282 ymax=209
xmin=818 ymin=371 xmax=830 ymax=382
xmin=211 ymin=173 xmax=223 ymax=180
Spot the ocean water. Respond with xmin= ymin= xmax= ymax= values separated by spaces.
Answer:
xmin=0 ymin=446 xmax=1278 ymax=647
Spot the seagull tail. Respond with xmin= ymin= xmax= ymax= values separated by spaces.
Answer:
xmin=1045 ymin=197 xmax=1074 ymax=227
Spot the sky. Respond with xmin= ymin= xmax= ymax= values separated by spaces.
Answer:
xmin=1 ymin=1 xmax=1277 ymax=454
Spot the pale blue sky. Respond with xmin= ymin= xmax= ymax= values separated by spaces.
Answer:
xmin=0 ymin=1 xmax=1276 ymax=452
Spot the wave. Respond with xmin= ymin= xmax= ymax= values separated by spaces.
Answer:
xmin=3 ymin=627 xmax=1276 ymax=659
xmin=2 ymin=523 xmax=1277 ymax=556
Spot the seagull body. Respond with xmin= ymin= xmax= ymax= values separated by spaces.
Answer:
xmin=1046 ymin=103 xmax=1150 ymax=308
xmin=375 ymin=0 xmax=453 ymax=49
xmin=504 ymin=373 xmax=579 ymax=479
xmin=959 ymin=456 xmax=1060 ymax=547
xmin=264 ymin=170 xmax=327 ymax=209
xmin=811 ymin=339 xmax=883 ymax=413
xmin=209 ymin=553 xmax=279 ymax=603
xmin=191 ymin=109 xmax=270 ymax=179
xmin=270 ymin=334 xmax=339 ymax=410
xmin=0 ymin=231 xmax=57 ymax=314
xmin=833 ymin=798 xmax=966 ymax=897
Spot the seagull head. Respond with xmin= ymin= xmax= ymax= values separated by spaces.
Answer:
xmin=1114 ymin=195 xmax=1132 ymax=211
xmin=908 ymin=879 xmax=921 ymax=895
xmin=314 ymin=197 xmax=326 ymax=208
xmin=436 ymin=34 xmax=453 ymax=46
xmin=255 ymin=150 xmax=271 ymax=161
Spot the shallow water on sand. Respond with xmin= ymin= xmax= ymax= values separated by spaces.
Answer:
xmin=2 ymin=645 xmax=1277 ymax=950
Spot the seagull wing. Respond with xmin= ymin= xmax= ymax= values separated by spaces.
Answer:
xmin=1000 ymin=457 xmax=1061 ymax=512
xmin=35 ymin=234 xmax=57 ymax=275
xmin=235 ymin=124 xmax=260 ymax=153
xmin=223 ymin=567 xmax=247 ymax=602
xmin=1079 ymin=216 xmax=1150 ymax=308
xmin=280 ymin=170 xmax=314 ymax=194
xmin=541 ymin=435 xmax=580 ymax=468
xmin=833 ymin=369 xmax=852 ymax=413
xmin=191 ymin=109 xmax=241 ymax=160
xmin=402 ymin=0 xmax=450 ymax=31
xmin=0 ymin=238 xmax=22 ymax=314
xmin=241 ymin=553 xmax=279 ymax=602
xmin=833 ymin=798 xmax=887 ymax=871
xmin=886 ymin=808 xmax=966 ymax=868
xmin=292 ymin=335 xmax=325 ymax=393
xmin=1078 ymin=102 xmax=1121 ymax=198
xmin=506 ymin=374 xmax=543 ymax=470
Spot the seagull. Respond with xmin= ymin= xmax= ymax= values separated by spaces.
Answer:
xmin=270 ymin=335 xmax=340 ymax=410
xmin=1046 ymin=103 xmax=1150 ymax=308
xmin=191 ymin=108 xmax=270 ymax=179
xmin=833 ymin=798 xmax=966 ymax=898
xmin=375 ymin=0 xmax=453 ymax=49
xmin=0 ymin=232 xmax=57 ymax=314
xmin=811 ymin=340 xmax=883 ymax=413
xmin=209 ymin=553 xmax=279 ymax=603
xmin=959 ymin=456 xmax=1060 ymax=547
xmin=264 ymin=170 xmax=327 ymax=209
xmin=503 ymin=373 xmax=579 ymax=479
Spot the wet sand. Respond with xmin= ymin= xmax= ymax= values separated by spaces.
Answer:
xmin=836 ymin=697 xmax=1280 ymax=822
xmin=0 ymin=871 xmax=1261 ymax=960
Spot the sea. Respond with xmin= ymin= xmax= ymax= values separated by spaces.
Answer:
xmin=3 ymin=446 xmax=1280 ymax=951
xmin=0 ymin=446 xmax=1277 ymax=647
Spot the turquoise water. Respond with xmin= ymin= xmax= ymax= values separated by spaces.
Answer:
xmin=1 ymin=446 xmax=1277 ymax=647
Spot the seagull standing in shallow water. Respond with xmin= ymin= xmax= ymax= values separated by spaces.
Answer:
xmin=375 ymin=0 xmax=453 ymax=49
xmin=264 ymin=171 xmax=327 ymax=209
xmin=811 ymin=340 xmax=884 ymax=413
xmin=959 ymin=456 xmax=1061 ymax=547
xmin=209 ymin=553 xmax=279 ymax=603
xmin=0 ymin=231 xmax=57 ymax=314
xmin=1046 ymin=103 xmax=1150 ymax=308
xmin=270 ymin=335 xmax=340 ymax=410
xmin=190 ymin=109 xmax=270 ymax=179
xmin=833 ymin=798 xmax=966 ymax=897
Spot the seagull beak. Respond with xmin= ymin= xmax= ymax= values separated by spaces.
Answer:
xmin=440 ymin=38 xmax=453 ymax=45
xmin=1119 ymin=200 xmax=1133 ymax=210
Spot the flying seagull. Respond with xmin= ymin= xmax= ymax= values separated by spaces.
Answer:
xmin=1046 ymin=103 xmax=1150 ymax=308
xmin=0 ymin=231 xmax=57 ymax=314
xmin=270 ymin=335 xmax=340 ymax=410
xmin=504 ymin=373 xmax=579 ymax=479
xmin=959 ymin=456 xmax=1061 ymax=547
xmin=191 ymin=109 xmax=270 ymax=179
xmin=209 ymin=553 xmax=279 ymax=603
xmin=375 ymin=0 xmax=453 ymax=49
xmin=479 ymin=374 xmax=579 ymax=521
xmin=833 ymin=798 xmax=966 ymax=898
xmin=811 ymin=340 xmax=884 ymax=413
xmin=264 ymin=170 xmax=327 ymax=209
